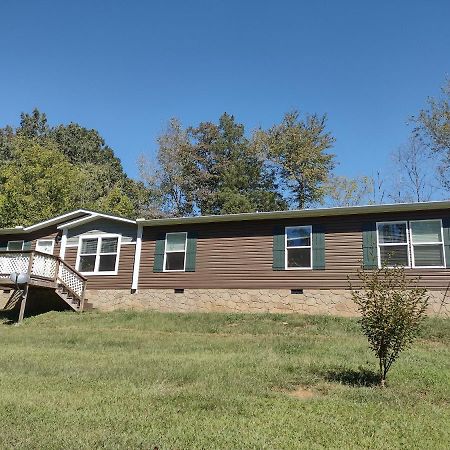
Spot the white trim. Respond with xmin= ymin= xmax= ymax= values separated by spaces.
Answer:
xmin=66 ymin=241 xmax=135 ymax=248
xmin=376 ymin=221 xmax=411 ymax=268
xmin=59 ymin=228 xmax=68 ymax=259
xmin=163 ymin=232 xmax=187 ymax=272
xmin=410 ymin=219 xmax=446 ymax=269
xmin=131 ymin=224 xmax=143 ymax=290
xmin=284 ymin=225 xmax=313 ymax=270
xmin=57 ymin=213 xmax=135 ymax=230
xmin=0 ymin=209 xmax=136 ymax=235
xmin=23 ymin=209 xmax=92 ymax=232
xmin=7 ymin=240 xmax=25 ymax=251
xmin=35 ymin=239 xmax=55 ymax=255
xmin=75 ymin=233 xmax=121 ymax=276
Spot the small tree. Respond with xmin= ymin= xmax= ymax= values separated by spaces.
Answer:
xmin=349 ymin=266 xmax=429 ymax=387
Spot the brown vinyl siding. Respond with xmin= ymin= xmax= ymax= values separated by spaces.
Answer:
xmin=0 ymin=225 xmax=62 ymax=256
xmin=138 ymin=209 xmax=450 ymax=290
xmin=64 ymin=244 xmax=135 ymax=290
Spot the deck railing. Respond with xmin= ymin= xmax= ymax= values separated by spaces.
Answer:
xmin=0 ymin=250 xmax=87 ymax=307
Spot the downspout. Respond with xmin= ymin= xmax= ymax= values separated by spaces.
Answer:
xmin=59 ymin=228 xmax=68 ymax=260
xmin=131 ymin=223 xmax=143 ymax=293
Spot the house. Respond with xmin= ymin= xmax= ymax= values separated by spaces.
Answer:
xmin=1 ymin=202 xmax=449 ymax=317
xmin=0 ymin=209 xmax=137 ymax=313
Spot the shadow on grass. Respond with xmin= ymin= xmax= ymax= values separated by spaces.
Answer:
xmin=322 ymin=366 xmax=380 ymax=387
xmin=0 ymin=310 xmax=17 ymax=325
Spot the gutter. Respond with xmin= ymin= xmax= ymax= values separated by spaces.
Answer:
xmin=136 ymin=200 xmax=450 ymax=227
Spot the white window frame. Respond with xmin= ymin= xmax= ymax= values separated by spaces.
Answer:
xmin=163 ymin=232 xmax=187 ymax=272
xmin=284 ymin=225 xmax=313 ymax=270
xmin=75 ymin=234 xmax=121 ymax=276
xmin=410 ymin=219 xmax=446 ymax=269
xmin=7 ymin=240 xmax=25 ymax=251
xmin=376 ymin=221 xmax=411 ymax=268
xmin=36 ymin=239 xmax=55 ymax=255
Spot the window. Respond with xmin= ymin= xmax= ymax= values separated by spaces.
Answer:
xmin=376 ymin=220 xmax=446 ymax=268
xmin=377 ymin=222 xmax=410 ymax=267
xmin=285 ymin=226 xmax=312 ymax=269
xmin=36 ymin=239 xmax=54 ymax=255
xmin=164 ymin=232 xmax=187 ymax=272
xmin=77 ymin=235 xmax=120 ymax=275
xmin=7 ymin=240 xmax=24 ymax=251
xmin=410 ymin=220 xmax=445 ymax=268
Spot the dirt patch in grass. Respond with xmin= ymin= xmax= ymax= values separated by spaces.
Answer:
xmin=274 ymin=385 xmax=319 ymax=400
xmin=288 ymin=386 xmax=317 ymax=399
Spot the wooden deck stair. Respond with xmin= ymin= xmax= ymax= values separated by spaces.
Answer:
xmin=0 ymin=250 xmax=89 ymax=312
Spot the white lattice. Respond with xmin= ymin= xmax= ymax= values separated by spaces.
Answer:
xmin=31 ymin=253 xmax=57 ymax=279
xmin=0 ymin=253 xmax=30 ymax=276
xmin=58 ymin=264 xmax=84 ymax=297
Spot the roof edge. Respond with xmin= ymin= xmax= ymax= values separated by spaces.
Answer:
xmin=136 ymin=200 xmax=450 ymax=227
xmin=57 ymin=212 xmax=136 ymax=229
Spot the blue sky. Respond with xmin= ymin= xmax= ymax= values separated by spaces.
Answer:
xmin=1 ymin=0 xmax=449 ymax=180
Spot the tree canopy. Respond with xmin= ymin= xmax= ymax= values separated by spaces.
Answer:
xmin=0 ymin=109 xmax=153 ymax=227
xmin=256 ymin=111 xmax=336 ymax=209
xmin=3 ymin=83 xmax=449 ymax=229
xmin=0 ymin=138 xmax=83 ymax=227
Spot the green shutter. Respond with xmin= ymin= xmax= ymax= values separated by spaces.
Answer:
xmin=273 ymin=225 xmax=285 ymax=270
xmin=362 ymin=222 xmax=378 ymax=269
xmin=442 ymin=218 xmax=450 ymax=268
xmin=185 ymin=232 xmax=198 ymax=272
xmin=23 ymin=241 xmax=32 ymax=251
xmin=0 ymin=242 xmax=7 ymax=252
xmin=153 ymin=233 xmax=166 ymax=273
xmin=312 ymin=225 xmax=325 ymax=270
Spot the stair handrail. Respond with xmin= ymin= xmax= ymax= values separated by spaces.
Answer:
xmin=56 ymin=257 xmax=87 ymax=282
xmin=56 ymin=257 xmax=87 ymax=300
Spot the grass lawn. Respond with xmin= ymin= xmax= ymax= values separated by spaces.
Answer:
xmin=0 ymin=311 xmax=448 ymax=449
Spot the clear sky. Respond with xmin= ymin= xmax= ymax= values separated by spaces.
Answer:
xmin=1 ymin=0 xmax=449 ymax=180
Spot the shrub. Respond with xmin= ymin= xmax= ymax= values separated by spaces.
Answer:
xmin=349 ymin=266 xmax=429 ymax=387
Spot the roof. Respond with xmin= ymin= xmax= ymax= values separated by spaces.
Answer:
xmin=136 ymin=200 xmax=450 ymax=227
xmin=1 ymin=201 xmax=449 ymax=235
xmin=0 ymin=209 xmax=136 ymax=235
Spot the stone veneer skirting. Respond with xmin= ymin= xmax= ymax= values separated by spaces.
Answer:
xmin=85 ymin=288 xmax=450 ymax=317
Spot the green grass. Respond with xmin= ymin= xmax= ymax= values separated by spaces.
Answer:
xmin=0 ymin=311 xmax=448 ymax=449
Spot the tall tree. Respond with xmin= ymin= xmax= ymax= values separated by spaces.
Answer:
xmin=189 ymin=113 xmax=285 ymax=215
xmin=17 ymin=108 xmax=49 ymax=139
xmin=0 ymin=109 xmax=154 ymax=220
xmin=0 ymin=138 xmax=83 ymax=227
xmin=139 ymin=118 xmax=196 ymax=217
xmin=411 ymin=80 xmax=450 ymax=191
xmin=325 ymin=175 xmax=373 ymax=207
xmin=389 ymin=136 xmax=436 ymax=203
xmin=141 ymin=114 xmax=286 ymax=216
xmin=258 ymin=111 xmax=336 ymax=209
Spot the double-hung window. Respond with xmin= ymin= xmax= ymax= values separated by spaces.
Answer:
xmin=285 ymin=226 xmax=312 ymax=269
xmin=410 ymin=220 xmax=445 ymax=268
xmin=164 ymin=232 xmax=187 ymax=271
xmin=377 ymin=220 xmax=446 ymax=268
xmin=77 ymin=236 xmax=120 ymax=275
xmin=377 ymin=222 xmax=410 ymax=267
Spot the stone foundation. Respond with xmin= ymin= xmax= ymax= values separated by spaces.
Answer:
xmin=84 ymin=288 xmax=450 ymax=317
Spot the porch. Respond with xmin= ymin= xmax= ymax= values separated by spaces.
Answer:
xmin=0 ymin=250 xmax=88 ymax=313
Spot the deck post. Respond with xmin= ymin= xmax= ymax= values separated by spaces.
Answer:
xmin=17 ymin=251 xmax=34 ymax=324
xmin=79 ymin=280 xmax=87 ymax=312
xmin=17 ymin=284 xmax=29 ymax=324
